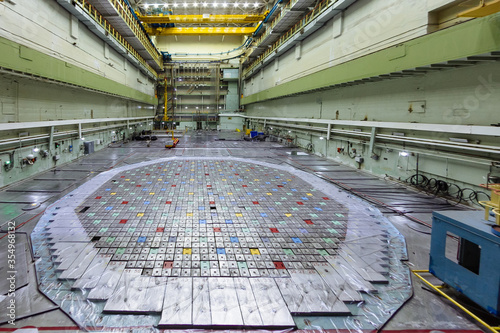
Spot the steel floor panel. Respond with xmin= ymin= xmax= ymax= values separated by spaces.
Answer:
xmin=0 ymin=265 xmax=58 ymax=325
xmin=0 ymin=191 xmax=54 ymax=204
xmin=316 ymin=172 xmax=380 ymax=180
xmin=286 ymin=156 xmax=327 ymax=161
xmin=56 ymin=164 xmax=104 ymax=172
xmin=0 ymin=236 xmax=29 ymax=295
xmin=308 ymin=165 xmax=355 ymax=172
xmin=318 ymin=171 xmax=378 ymax=183
xmin=290 ymin=161 xmax=339 ymax=166
xmin=34 ymin=170 xmax=91 ymax=181
xmin=0 ymin=203 xmax=27 ymax=222
xmin=6 ymin=180 xmax=76 ymax=193
xmin=337 ymin=179 xmax=395 ymax=187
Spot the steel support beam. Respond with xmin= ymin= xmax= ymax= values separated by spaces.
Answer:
xmin=145 ymin=26 xmax=256 ymax=35
xmin=138 ymin=13 xmax=266 ymax=24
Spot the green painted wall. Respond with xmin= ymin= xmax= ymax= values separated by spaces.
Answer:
xmin=225 ymin=81 xmax=240 ymax=112
xmin=0 ymin=37 xmax=156 ymax=105
xmin=0 ymin=121 xmax=152 ymax=188
xmin=242 ymin=12 xmax=500 ymax=198
xmin=242 ymin=13 xmax=500 ymax=105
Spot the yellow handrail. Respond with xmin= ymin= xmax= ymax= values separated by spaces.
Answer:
xmin=75 ymin=0 xmax=161 ymax=75
xmin=243 ymin=0 xmax=336 ymax=77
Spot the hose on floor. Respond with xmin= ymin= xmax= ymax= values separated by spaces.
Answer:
xmin=406 ymin=174 xmax=490 ymax=206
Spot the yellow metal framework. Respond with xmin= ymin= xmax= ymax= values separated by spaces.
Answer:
xmin=459 ymin=0 xmax=500 ymax=17
xmin=73 ymin=0 xmax=160 ymax=74
xmin=137 ymin=13 xmax=267 ymax=24
xmin=243 ymin=0 xmax=332 ymax=76
xmin=479 ymin=183 xmax=500 ymax=224
xmin=412 ymin=270 xmax=500 ymax=333
xmin=102 ymin=0 xmax=162 ymax=67
xmin=163 ymin=78 xmax=169 ymax=121
xmin=145 ymin=26 xmax=256 ymax=35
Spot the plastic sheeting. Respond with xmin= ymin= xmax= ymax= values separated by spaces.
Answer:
xmin=31 ymin=157 xmax=412 ymax=331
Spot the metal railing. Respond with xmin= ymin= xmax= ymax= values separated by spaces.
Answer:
xmin=243 ymin=0 xmax=337 ymax=77
xmin=101 ymin=0 xmax=163 ymax=68
xmin=74 ymin=0 xmax=160 ymax=75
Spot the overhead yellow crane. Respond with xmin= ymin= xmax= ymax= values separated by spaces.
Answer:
xmin=137 ymin=13 xmax=267 ymax=24
xmin=145 ymin=26 xmax=256 ymax=35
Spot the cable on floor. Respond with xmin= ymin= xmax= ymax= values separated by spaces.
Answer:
xmin=405 ymin=174 xmax=490 ymax=206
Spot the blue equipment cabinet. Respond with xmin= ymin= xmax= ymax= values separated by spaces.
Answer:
xmin=430 ymin=211 xmax=500 ymax=316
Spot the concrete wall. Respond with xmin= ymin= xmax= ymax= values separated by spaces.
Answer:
xmin=155 ymin=35 xmax=245 ymax=58
xmin=242 ymin=0 xmax=500 ymax=193
xmin=0 ymin=0 xmax=156 ymax=188
xmin=246 ymin=60 xmax=500 ymax=191
xmin=219 ymin=115 xmax=244 ymax=131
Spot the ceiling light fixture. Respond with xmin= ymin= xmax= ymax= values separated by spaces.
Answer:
xmin=233 ymin=2 xmax=238 ymax=7
xmin=213 ymin=1 xmax=218 ymax=7
xmin=144 ymin=3 xmax=150 ymax=8
xmin=203 ymin=2 xmax=208 ymax=6
xmin=222 ymin=2 xmax=227 ymax=7
xmin=183 ymin=2 xmax=188 ymax=6
xmin=164 ymin=3 xmax=168 ymax=7
xmin=253 ymin=2 xmax=258 ymax=7
xmin=243 ymin=2 xmax=249 ymax=7
xmin=193 ymin=2 xmax=198 ymax=6
xmin=154 ymin=3 xmax=159 ymax=8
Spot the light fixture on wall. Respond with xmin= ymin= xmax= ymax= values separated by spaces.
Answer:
xmin=319 ymin=137 xmax=324 ymax=140
xmin=33 ymin=147 xmax=40 ymax=153
xmin=81 ymin=137 xmax=85 ymax=141
xmin=399 ymin=151 xmax=409 ymax=157
xmin=449 ymin=137 xmax=469 ymax=143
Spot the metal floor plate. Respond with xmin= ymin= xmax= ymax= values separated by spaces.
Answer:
xmin=7 ymin=180 xmax=76 ymax=193
xmin=0 ymin=192 xmax=54 ymax=204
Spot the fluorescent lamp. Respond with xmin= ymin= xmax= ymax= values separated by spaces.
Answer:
xmin=449 ymin=137 xmax=468 ymax=143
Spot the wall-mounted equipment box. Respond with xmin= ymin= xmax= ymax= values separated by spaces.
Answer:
xmin=84 ymin=141 xmax=95 ymax=155
xmin=430 ymin=211 xmax=500 ymax=315
xmin=222 ymin=69 xmax=239 ymax=80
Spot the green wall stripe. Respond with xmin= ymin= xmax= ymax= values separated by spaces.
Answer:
xmin=0 ymin=36 xmax=157 ymax=105
xmin=241 ymin=13 xmax=500 ymax=105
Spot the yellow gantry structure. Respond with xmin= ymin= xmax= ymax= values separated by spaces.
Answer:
xmin=145 ymin=26 xmax=256 ymax=35
xmin=137 ymin=13 xmax=267 ymax=24
xmin=459 ymin=0 xmax=500 ymax=17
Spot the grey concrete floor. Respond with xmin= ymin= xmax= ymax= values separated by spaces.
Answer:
xmin=0 ymin=130 xmax=491 ymax=332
